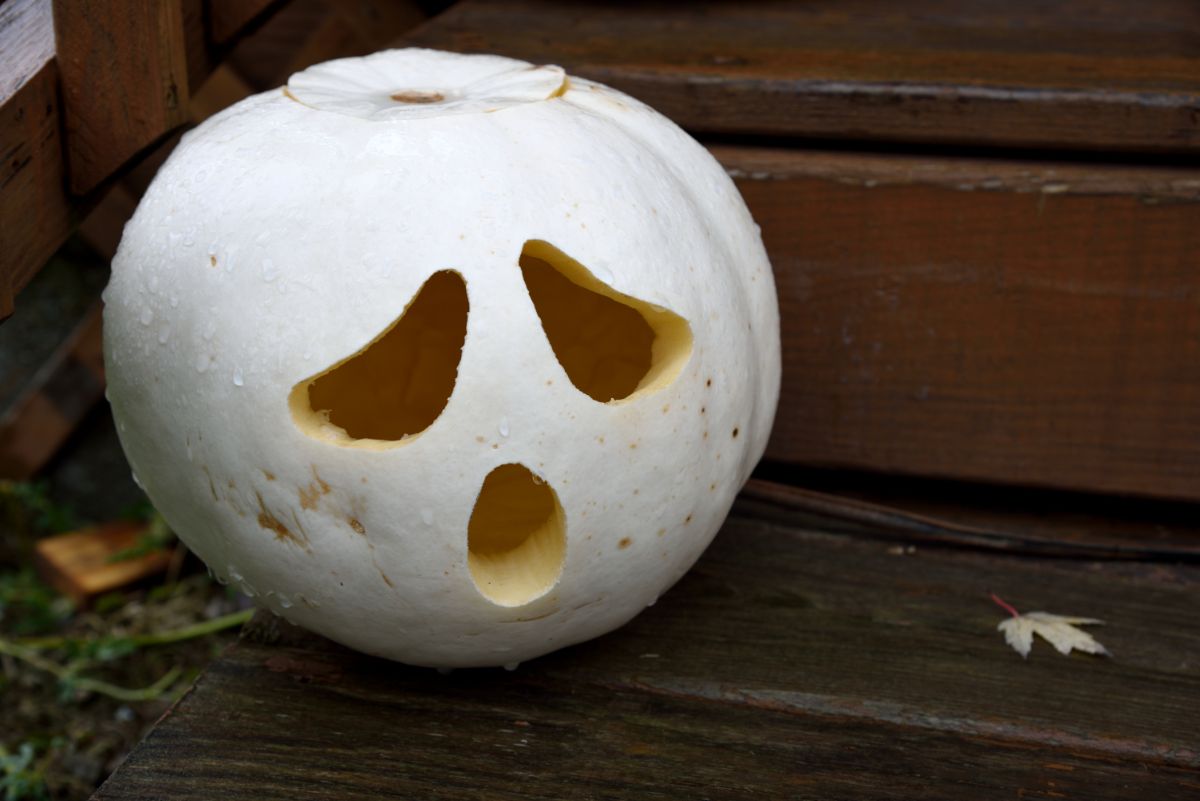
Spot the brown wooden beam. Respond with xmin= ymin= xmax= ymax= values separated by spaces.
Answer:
xmin=720 ymin=146 xmax=1200 ymax=500
xmin=405 ymin=0 xmax=1200 ymax=153
xmin=0 ymin=0 xmax=74 ymax=318
xmin=53 ymin=0 xmax=192 ymax=195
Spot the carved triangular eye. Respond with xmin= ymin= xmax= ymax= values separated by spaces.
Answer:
xmin=289 ymin=270 xmax=468 ymax=444
xmin=519 ymin=240 xmax=692 ymax=402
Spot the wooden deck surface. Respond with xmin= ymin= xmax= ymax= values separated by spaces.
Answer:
xmin=94 ymin=496 xmax=1200 ymax=800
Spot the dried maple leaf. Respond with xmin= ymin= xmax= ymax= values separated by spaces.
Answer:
xmin=991 ymin=594 xmax=1110 ymax=659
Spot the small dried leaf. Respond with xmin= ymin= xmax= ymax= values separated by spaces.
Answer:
xmin=997 ymin=611 xmax=1110 ymax=659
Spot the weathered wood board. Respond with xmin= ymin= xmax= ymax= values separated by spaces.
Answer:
xmin=94 ymin=502 xmax=1200 ymax=800
xmin=717 ymin=148 xmax=1200 ymax=501
xmin=405 ymin=0 xmax=1200 ymax=152
xmin=53 ymin=0 xmax=191 ymax=195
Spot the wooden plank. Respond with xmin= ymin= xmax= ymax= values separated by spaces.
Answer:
xmin=93 ymin=506 xmax=1200 ymax=799
xmin=747 ymin=469 xmax=1200 ymax=559
xmin=712 ymin=146 xmax=1200 ymax=501
xmin=404 ymin=0 xmax=1200 ymax=153
xmin=53 ymin=0 xmax=192 ymax=195
xmin=0 ymin=0 xmax=73 ymax=319
xmin=0 ymin=302 xmax=105 ymax=479
xmin=33 ymin=520 xmax=171 ymax=604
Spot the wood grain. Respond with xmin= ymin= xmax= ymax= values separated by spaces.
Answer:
xmin=93 ymin=505 xmax=1200 ymax=800
xmin=405 ymin=0 xmax=1200 ymax=153
xmin=53 ymin=0 xmax=192 ymax=195
xmin=714 ymin=146 xmax=1200 ymax=501
xmin=0 ymin=0 xmax=73 ymax=318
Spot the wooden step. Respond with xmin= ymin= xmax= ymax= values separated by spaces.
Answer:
xmin=92 ymin=501 xmax=1200 ymax=800
xmin=405 ymin=0 xmax=1200 ymax=153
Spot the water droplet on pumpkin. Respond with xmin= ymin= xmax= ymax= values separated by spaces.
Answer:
xmin=260 ymin=258 xmax=279 ymax=282
xmin=195 ymin=353 xmax=211 ymax=373
xmin=232 ymin=367 xmax=244 ymax=387
xmin=202 ymin=320 xmax=217 ymax=341
xmin=158 ymin=326 xmax=171 ymax=345
xmin=131 ymin=471 xmax=144 ymax=490
xmin=139 ymin=307 xmax=154 ymax=326
xmin=503 ymin=662 xmax=520 ymax=672
xmin=499 ymin=418 xmax=510 ymax=437
xmin=279 ymin=594 xmax=294 ymax=609
xmin=421 ymin=508 xmax=434 ymax=526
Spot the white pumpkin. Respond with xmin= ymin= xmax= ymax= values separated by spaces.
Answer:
xmin=103 ymin=49 xmax=780 ymax=668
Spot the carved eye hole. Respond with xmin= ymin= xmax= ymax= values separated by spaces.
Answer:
xmin=519 ymin=240 xmax=692 ymax=402
xmin=289 ymin=270 xmax=468 ymax=445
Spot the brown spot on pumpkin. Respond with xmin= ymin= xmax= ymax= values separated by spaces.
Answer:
xmin=311 ymin=465 xmax=330 ymax=494
xmin=299 ymin=484 xmax=322 ymax=511
xmin=227 ymin=479 xmax=236 ymax=489
xmin=684 ymin=514 xmax=693 ymax=525
xmin=703 ymin=431 xmax=709 ymax=440
xmin=262 ymin=470 xmax=275 ymax=481
xmin=732 ymin=427 xmax=739 ymax=438
xmin=476 ymin=436 xmax=486 ymax=443
xmin=390 ymin=90 xmax=444 ymax=104
xmin=619 ymin=537 xmax=632 ymax=549
xmin=209 ymin=254 xmax=217 ymax=267
xmin=657 ymin=528 xmax=666 ymax=537
xmin=202 ymin=467 xmax=218 ymax=501
xmin=378 ymin=568 xmax=395 ymax=587
xmin=629 ymin=442 xmax=638 ymax=449
xmin=706 ymin=377 xmax=712 ymax=387
xmin=348 ymin=517 xmax=365 ymax=535
xmin=597 ymin=435 xmax=605 ymax=444
xmin=662 ymin=404 xmax=670 ymax=414
xmin=700 ymin=406 xmax=706 ymax=415
xmin=256 ymin=492 xmax=300 ymax=545
xmin=710 ymin=483 xmax=717 ymax=492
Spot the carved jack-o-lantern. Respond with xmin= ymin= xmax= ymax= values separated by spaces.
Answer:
xmin=103 ymin=49 xmax=780 ymax=668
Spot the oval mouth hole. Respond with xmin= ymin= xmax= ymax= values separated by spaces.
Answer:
xmin=289 ymin=270 xmax=468 ymax=445
xmin=519 ymin=240 xmax=692 ymax=403
xmin=468 ymin=463 xmax=565 ymax=607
